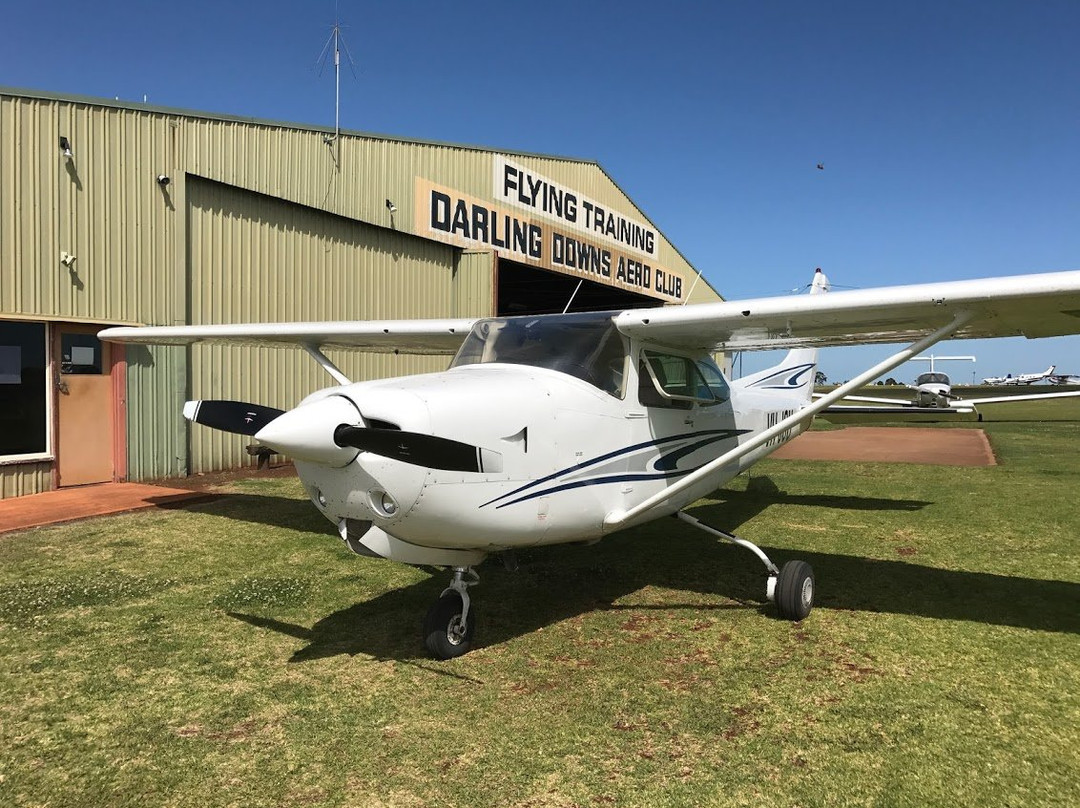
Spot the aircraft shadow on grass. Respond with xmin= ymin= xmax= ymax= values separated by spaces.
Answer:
xmin=215 ymin=478 xmax=1079 ymax=663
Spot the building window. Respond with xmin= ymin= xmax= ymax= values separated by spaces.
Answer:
xmin=0 ymin=321 xmax=48 ymax=457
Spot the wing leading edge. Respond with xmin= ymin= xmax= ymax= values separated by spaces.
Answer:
xmin=99 ymin=318 xmax=478 ymax=355
xmin=615 ymin=270 xmax=1080 ymax=352
xmin=100 ymin=270 xmax=1080 ymax=356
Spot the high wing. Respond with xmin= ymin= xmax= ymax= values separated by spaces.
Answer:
xmin=101 ymin=270 xmax=1080 ymax=356
xmin=615 ymin=270 xmax=1080 ymax=352
xmin=98 ymin=318 xmax=477 ymax=355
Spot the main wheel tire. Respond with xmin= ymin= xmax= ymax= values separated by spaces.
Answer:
xmin=776 ymin=560 xmax=814 ymax=621
xmin=423 ymin=592 xmax=475 ymax=659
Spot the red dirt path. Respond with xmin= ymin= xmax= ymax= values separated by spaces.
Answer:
xmin=772 ymin=427 xmax=996 ymax=466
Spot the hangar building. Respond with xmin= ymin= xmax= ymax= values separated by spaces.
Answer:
xmin=0 ymin=87 xmax=721 ymax=500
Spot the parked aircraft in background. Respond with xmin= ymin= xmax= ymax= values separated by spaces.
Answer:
xmin=982 ymin=365 xmax=1056 ymax=385
xmin=1049 ymin=373 xmax=1080 ymax=385
xmin=101 ymin=268 xmax=1080 ymax=658
xmin=820 ymin=364 xmax=1080 ymax=418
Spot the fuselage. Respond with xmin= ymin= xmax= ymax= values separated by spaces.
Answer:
xmin=269 ymin=312 xmax=814 ymax=567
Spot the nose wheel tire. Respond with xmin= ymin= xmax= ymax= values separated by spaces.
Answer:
xmin=423 ymin=592 xmax=475 ymax=659
xmin=775 ymin=560 xmax=814 ymax=621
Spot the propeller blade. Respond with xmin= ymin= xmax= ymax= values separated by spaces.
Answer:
xmin=334 ymin=425 xmax=503 ymax=473
xmin=183 ymin=400 xmax=285 ymax=436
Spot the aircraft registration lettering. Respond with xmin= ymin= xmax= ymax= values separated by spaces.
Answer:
xmin=764 ymin=409 xmax=797 ymax=448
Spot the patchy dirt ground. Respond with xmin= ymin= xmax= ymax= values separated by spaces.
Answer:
xmin=773 ymin=426 xmax=995 ymax=466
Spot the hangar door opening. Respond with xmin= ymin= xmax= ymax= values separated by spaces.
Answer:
xmin=496 ymin=258 xmax=659 ymax=316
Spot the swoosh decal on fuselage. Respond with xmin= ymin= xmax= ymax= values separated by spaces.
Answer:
xmin=480 ymin=428 xmax=749 ymax=510
xmin=747 ymin=363 xmax=816 ymax=390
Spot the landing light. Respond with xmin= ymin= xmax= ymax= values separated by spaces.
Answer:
xmin=374 ymin=491 xmax=398 ymax=517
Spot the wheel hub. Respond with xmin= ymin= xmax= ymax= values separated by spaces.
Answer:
xmin=446 ymin=615 xmax=467 ymax=645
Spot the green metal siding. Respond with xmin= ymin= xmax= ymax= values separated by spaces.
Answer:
xmin=184 ymin=178 xmax=482 ymax=473
xmin=125 ymin=344 xmax=188 ymax=481
xmin=1 ymin=96 xmax=183 ymax=325
xmin=0 ymin=88 xmax=721 ymax=493
xmin=0 ymin=462 xmax=52 ymax=498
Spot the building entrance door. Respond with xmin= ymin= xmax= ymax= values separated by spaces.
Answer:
xmin=56 ymin=326 xmax=114 ymax=487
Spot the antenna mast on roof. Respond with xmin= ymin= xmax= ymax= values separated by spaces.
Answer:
xmin=315 ymin=9 xmax=357 ymax=165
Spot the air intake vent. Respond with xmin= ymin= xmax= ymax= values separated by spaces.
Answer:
xmin=365 ymin=418 xmax=400 ymax=431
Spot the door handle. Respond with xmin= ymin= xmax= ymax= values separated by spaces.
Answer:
xmin=57 ymin=379 xmax=70 ymax=394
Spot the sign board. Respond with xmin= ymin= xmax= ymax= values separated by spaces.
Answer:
xmin=414 ymin=156 xmax=685 ymax=303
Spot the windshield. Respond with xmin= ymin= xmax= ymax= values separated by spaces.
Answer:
xmin=916 ymin=372 xmax=950 ymax=386
xmin=450 ymin=311 xmax=627 ymax=397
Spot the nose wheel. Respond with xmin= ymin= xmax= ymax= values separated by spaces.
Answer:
xmin=424 ymin=566 xmax=478 ymax=659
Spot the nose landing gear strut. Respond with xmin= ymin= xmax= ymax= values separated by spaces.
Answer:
xmin=423 ymin=566 xmax=479 ymax=659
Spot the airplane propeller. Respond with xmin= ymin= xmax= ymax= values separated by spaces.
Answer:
xmin=185 ymin=397 xmax=503 ymax=473
xmin=334 ymin=424 xmax=504 ymax=473
xmin=183 ymin=400 xmax=285 ymax=436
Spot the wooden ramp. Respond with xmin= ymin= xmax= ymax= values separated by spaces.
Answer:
xmin=0 ymin=483 xmax=215 ymax=536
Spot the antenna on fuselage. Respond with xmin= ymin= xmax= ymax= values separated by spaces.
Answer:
xmin=562 ymin=279 xmax=584 ymax=314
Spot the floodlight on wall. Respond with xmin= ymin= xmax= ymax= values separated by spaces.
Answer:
xmin=157 ymin=174 xmax=171 ymax=186
xmin=59 ymin=136 xmax=73 ymax=158
xmin=386 ymin=199 xmax=397 ymax=214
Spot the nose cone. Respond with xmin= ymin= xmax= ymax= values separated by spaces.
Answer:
xmin=255 ymin=394 xmax=361 ymax=467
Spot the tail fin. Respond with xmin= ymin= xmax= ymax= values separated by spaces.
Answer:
xmin=731 ymin=268 xmax=830 ymax=401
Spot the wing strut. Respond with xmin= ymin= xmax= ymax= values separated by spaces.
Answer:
xmin=302 ymin=343 xmax=351 ymax=385
xmin=604 ymin=311 xmax=975 ymax=530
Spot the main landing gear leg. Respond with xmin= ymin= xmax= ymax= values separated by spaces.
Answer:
xmin=423 ymin=566 xmax=479 ymax=659
xmin=675 ymin=511 xmax=815 ymax=621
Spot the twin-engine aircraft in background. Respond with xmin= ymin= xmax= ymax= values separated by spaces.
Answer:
xmin=819 ymin=355 xmax=1080 ymax=418
xmin=101 ymin=268 xmax=1080 ymax=658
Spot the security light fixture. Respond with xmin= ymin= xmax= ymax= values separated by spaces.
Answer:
xmin=157 ymin=174 xmax=171 ymax=186
xmin=59 ymin=136 xmax=73 ymax=158
xmin=386 ymin=199 xmax=397 ymax=213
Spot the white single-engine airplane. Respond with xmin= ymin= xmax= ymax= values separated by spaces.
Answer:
xmin=101 ymin=268 xmax=1080 ymax=658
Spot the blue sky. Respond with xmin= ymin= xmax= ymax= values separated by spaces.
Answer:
xmin=3 ymin=1 xmax=1078 ymax=382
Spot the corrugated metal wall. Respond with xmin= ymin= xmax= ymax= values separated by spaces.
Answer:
xmin=0 ymin=461 xmax=51 ymax=499
xmin=1 ymin=88 xmax=720 ymax=494
xmin=0 ymin=95 xmax=183 ymax=325
xmin=125 ymin=343 xmax=188 ymax=481
xmin=184 ymin=178 xmax=482 ymax=472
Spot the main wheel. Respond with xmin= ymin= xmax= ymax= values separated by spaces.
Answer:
xmin=775 ymin=560 xmax=814 ymax=621
xmin=423 ymin=592 xmax=475 ymax=659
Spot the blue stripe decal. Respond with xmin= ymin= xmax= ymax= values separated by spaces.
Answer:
xmin=480 ymin=427 xmax=749 ymax=509
xmin=493 ymin=469 xmax=697 ymax=509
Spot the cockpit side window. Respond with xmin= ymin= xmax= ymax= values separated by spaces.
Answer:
xmin=638 ymin=350 xmax=717 ymax=409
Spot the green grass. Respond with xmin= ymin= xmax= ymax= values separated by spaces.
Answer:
xmin=2 ymin=421 xmax=1079 ymax=807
